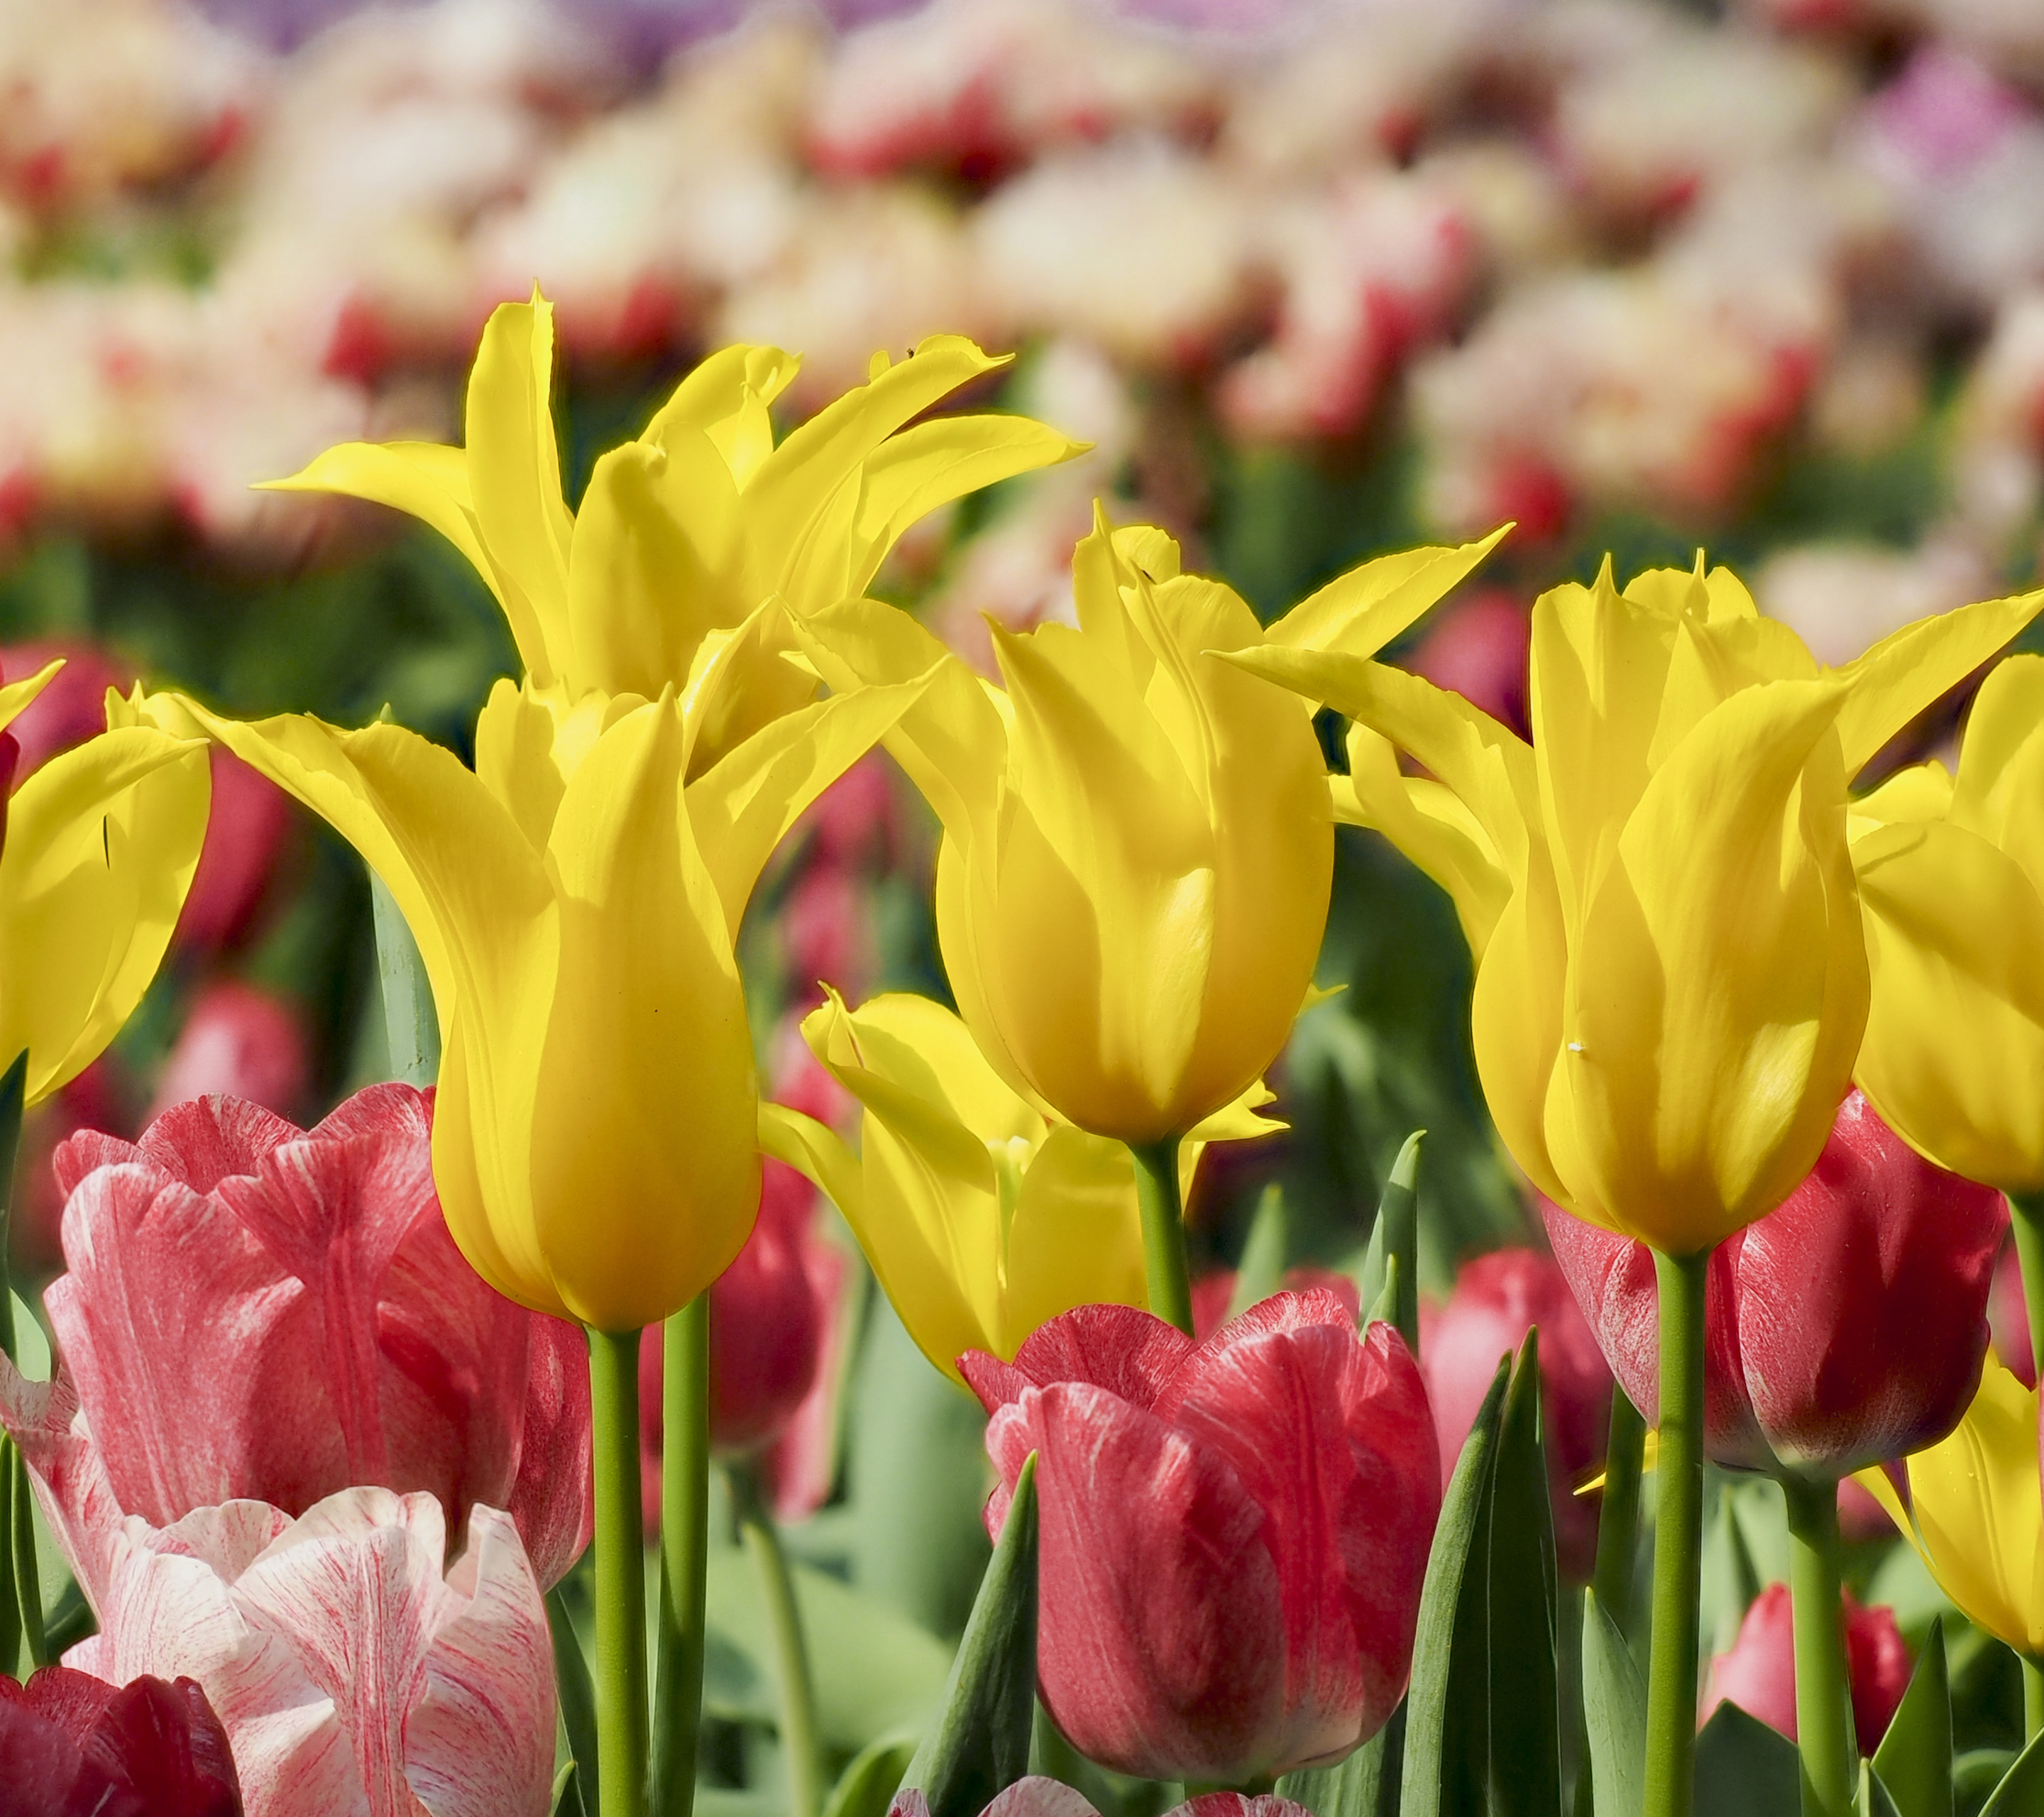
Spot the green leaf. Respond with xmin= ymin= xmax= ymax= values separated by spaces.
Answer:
xmin=1358 ymin=1131 xmax=1423 ymax=1356
xmin=551 ymin=1762 xmax=590 ymax=1817
xmin=1226 ymin=1185 xmax=1290 ymax=1320
xmin=1869 ymin=1615 xmax=1950 ymax=1817
xmin=1365 ymin=1256 xmax=1401 ymax=1334
xmin=1400 ymin=1351 xmax=1508 ymax=1817
xmin=371 ymin=869 xmax=439 ymax=1087
xmin=1581 ymin=1587 xmax=1645 ymax=1817
xmin=1977 ymin=1728 xmax=2044 ymax=1817
xmin=1693 ymin=1701 xmax=1798 ymax=1817
xmin=547 ymin=1584 xmax=600 ymax=1810
xmin=1278 ymin=1703 xmax=1404 ymax=1817
xmin=822 ymin=1736 xmax=920 ymax=1817
xmin=1489 ymin=1332 xmax=1561 ymax=1817
xmin=1701 ymin=1481 xmax=1767 ymax=1658
xmin=1857 ymin=1761 xmax=1903 ymax=1817
xmin=899 ymin=1454 xmax=1038 ymax=1817
xmin=0 ymin=1048 xmax=27 ymax=1365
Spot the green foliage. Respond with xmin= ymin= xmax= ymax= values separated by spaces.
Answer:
xmin=1874 ymin=1619 xmax=1953 ymax=1817
xmin=1693 ymin=1702 xmax=1799 ymax=1816
xmin=1358 ymin=1132 xmax=1424 ymax=1355
xmin=1581 ymin=1589 xmax=1645 ymax=1817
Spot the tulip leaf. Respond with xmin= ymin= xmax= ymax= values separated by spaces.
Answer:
xmin=371 ymin=869 xmax=440 ymax=1087
xmin=1278 ymin=1703 xmax=1404 ymax=1817
xmin=1581 ymin=1586 xmax=1645 ymax=1817
xmin=551 ymin=1762 xmax=590 ymax=1817
xmin=821 ymin=1735 xmax=919 ymax=1817
xmin=899 ymin=1454 xmax=1038 ymax=1817
xmin=1488 ymin=1331 xmax=1561 ymax=1817
xmin=1977 ymin=1729 xmax=2044 ymax=1817
xmin=1857 ymin=1762 xmax=1903 ymax=1817
xmin=1693 ymin=1701 xmax=1798 ymax=1816
xmin=547 ymin=1584 xmax=600 ymax=1809
xmin=1400 ymin=1350 xmax=1508 ymax=1817
xmin=1226 ymin=1184 xmax=1289 ymax=1321
xmin=1365 ymin=1256 xmax=1401 ymax=1334
xmin=1358 ymin=1130 xmax=1423 ymax=1356
xmin=8 ymin=1442 xmax=43 ymax=1670
xmin=1869 ymin=1615 xmax=1950 ymax=1817
xmin=0 ymin=1048 xmax=26 ymax=1363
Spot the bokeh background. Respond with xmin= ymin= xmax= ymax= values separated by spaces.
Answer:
xmin=4 ymin=0 xmax=2043 ymax=1803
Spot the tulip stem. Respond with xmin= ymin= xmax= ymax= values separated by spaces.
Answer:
xmin=2024 ymin=1658 xmax=2044 ymax=1742
xmin=2009 ymin=1193 xmax=2044 ymax=1385
xmin=653 ymin=1297 xmax=710 ymax=1817
xmin=589 ymin=1327 xmax=649 ymax=1817
xmin=1593 ymin=1388 xmax=1648 ymax=1638
xmin=730 ymin=1464 xmax=824 ymax=1817
xmin=1131 ymin=1137 xmax=1194 ymax=1336
xmin=1783 ymin=1474 xmax=1856 ymax=1817
xmin=1643 ymin=1247 xmax=1708 ymax=1817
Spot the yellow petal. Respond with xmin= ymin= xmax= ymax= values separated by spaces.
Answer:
xmin=1262 ymin=525 xmax=1510 ymax=658
xmin=0 ymin=659 xmax=62 ymax=736
xmin=803 ymin=989 xmax=1037 ymax=1151
xmin=999 ymin=1124 xmax=1148 ymax=1357
xmin=643 ymin=344 xmax=803 ymax=487
xmin=1950 ymin=654 xmax=2044 ymax=896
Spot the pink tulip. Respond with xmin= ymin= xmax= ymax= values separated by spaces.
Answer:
xmin=783 ymin=865 xmax=878 ymax=1006
xmin=1189 ymin=1266 xmax=1359 ymax=1340
xmin=9 ymin=1053 xmax=130 ymax=1280
xmin=172 ymin=747 xmax=294 ymax=956
xmin=0 ymin=1665 xmax=243 ymax=1816
xmin=1400 ymin=588 xmax=1531 ymax=740
xmin=891 ymin=1782 xmax=1313 ymax=1817
xmin=1545 ymin=1091 xmax=2006 ymax=1476
xmin=962 ymin=1292 xmax=1440 ymax=1784
xmin=43 ymin=1085 xmax=591 ymax=1586
xmin=0 ymin=1361 xmax=554 ymax=1817
xmin=640 ymin=1158 xmax=848 ymax=1524
xmin=1990 ymin=1239 xmax=2035 ymax=1389
xmin=147 ymin=982 xmax=310 ymax=1124
xmin=1419 ymin=1248 xmax=1613 ymax=1578
xmin=0 ymin=639 xmax=131 ymax=778
xmin=1700 ymin=1582 xmax=1912 ymax=1750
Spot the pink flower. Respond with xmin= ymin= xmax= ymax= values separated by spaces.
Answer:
xmin=1400 ymin=588 xmax=1531 ymax=741
xmin=43 ymin=1085 xmax=591 ymax=1586
xmin=891 ymin=1782 xmax=1313 ymax=1817
xmin=0 ymin=638 xmax=131 ymax=777
xmin=1419 ymin=1248 xmax=1612 ymax=1579
xmin=1701 ymin=1582 xmax=1912 ymax=1750
xmin=0 ymin=1665 xmax=243 ymax=1815
xmin=1546 ymin=1091 xmax=2006 ymax=1477
xmin=1189 ymin=1266 xmax=1358 ymax=1341
xmin=172 ymin=747 xmax=293 ymax=956
xmin=1990 ymin=1239 xmax=2035 ymax=1390
xmin=962 ymin=1292 xmax=1440 ymax=1784
xmin=148 ymin=982 xmax=310 ymax=1124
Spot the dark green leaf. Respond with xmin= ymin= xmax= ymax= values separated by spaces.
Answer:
xmin=823 ymin=1736 xmax=919 ymax=1817
xmin=900 ymin=1454 xmax=1038 ymax=1817
xmin=1400 ymin=1353 xmax=1508 ymax=1817
xmin=1857 ymin=1762 xmax=1903 ymax=1817
xmin=1581 ymin=1587 xmax=1644 ymax=1817
xmin=1489 ymin=1332 xmax=1561 ymax=1817
xmin=1976 ymin=1728 xmax=2044 ymax=1817
xmin=1693 ymin=1701 xmax=1798 ymax=1817
xmin=1227 ymin=1185 xmax=1289 ymax=1321
xmin=0 ymin=1048 xmax=28 ymax=1364
xmin=551 ymin=1762 xmax=589 ymax=1817
xmin=1278 ymin=1703 xmax=1404 ymax=1817
xmin=1358 ymin=1131 xmax=1423 ymax=1356
xmin=1869 ymin=1615 xmax=1950 ymax=1817
xmin=1364 ymin=1256 xmax=1401 ymax=1335
xmin=371 ymin=871 xmax=439 ymax=1087
xmin=548 ymin=1585 xmax=600 ymax=1810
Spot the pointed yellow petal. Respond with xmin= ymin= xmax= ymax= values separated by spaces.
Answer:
xmin=999 ymin=1125 xmax=1148 ymax=1357
xmin=759 ymin=1100 xmax=863 ymax=1228
xmin=803 ymin=989 xmax=1035 ymax=1150
xmin=260 ymin=439 xmax=498 ymax=593
xmin=0 ymin=659 xmax=62 ymax=736
xmin=1262 ymin=525 xmax=1510 ymax=657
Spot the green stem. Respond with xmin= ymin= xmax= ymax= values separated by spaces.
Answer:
xmin=2008 ymin=1194 xmax=2044 ymax=1385
xmin=0 ymin=1439 xmax=18 ymax=1679
xmin=589 ymin=1327 xmax=649 ymax=1817
xmin=652 ymin=1297 xmax=710 ymax=1817
xmin=730 ymin=1464 xmax=824 ymax=1817
xmin=2024 ymin=1657 xmax=2044 ymax=1743
xmin=1784 ymin=1475 xmax=1856 ymax=1817
xmin=11 ymin=1446 xmax=40 ymax=1671
xmin=1643 ymin=1248 xmax=1709 ymax=1817
xmin=1593 ymin=1388 xmax=1647 ymax=1633
xmin=1131 ymin=1136 xmax=1192 ymax=1336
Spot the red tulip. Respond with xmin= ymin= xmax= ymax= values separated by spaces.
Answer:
xmin=962 ymin=1292 xmax=1441 ymax=1784
xmin=1400 ymin=588 xmax=1531 ymax=740
xmin=640 ymin=1158 xmax=848 ymax=1523
xmin=147 ymin=981 xmax=309 ymax=1124
xmin=801 ymin=752 xmax=899 ymax=871
xmin=1420 ymin=1248 xmax=1613 ymax=1578
xmin=1189 ymin=1266 xmax=1359 ymax=1340
xmin=1700 ymin=1582 xmax=1912 ymax=1750
xmin=1545 ymin=1091 xmax=2006 ymax=1476
xmin=0 ymin=639 xmax=130 ymax=777
xmin=783 ymin=864 xmax=877 ymax=1004
xmin=8 ymin=1053 xmax=130 ymax=1281
xmin=891 ymin=1782 xmax=1313 ymax=1817
xmin=44 ymin=1085 xmax=591 ymax=1586
xmin=1989 ymin=1239 xmax=2035 ymax=1389
xmin=0 ymin=1666 xmax=243 ymax=1816
xmin=172 ymin=747 xmax=293 ymax=955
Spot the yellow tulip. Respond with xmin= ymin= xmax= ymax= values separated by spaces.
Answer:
xmin=792 ymin=511 xmax=1502 ymax=1145
xmin=1224 ymin=557 xmax=2044 ymax=1253
xmin=1858 ymin=1358 xmax=2043 ymax=1659
xmin=0 ymin=669 xmax=209 ymax=1104
xmin=141 ymin=614 xmax=934 ymax=1331
xmin=264 ymin=292 xmax=1081 ymax=768
xmin=1850 ymin=654 xmax=2044 ymax=1191
xmin=758 ymin=988 xmax=1278 ymax=1385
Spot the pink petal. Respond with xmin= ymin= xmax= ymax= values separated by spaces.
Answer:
xmin=500 ymin=1314 xmax=593 ymax=1588
xmin=1172 ymin=1800 xmax=1317 ymax=1817
xmin=982 ymin=1777 xmax=1105 ymax=1817
xmin=52 ymin=1130 xmax=143 ymax=1200
xmin=0 ymin=1361 xmax=128 ymax=1608
xmin=133 ymin=1097 xmax=303 ymax=1195
xmin=987 ymin=1304 xmax=1198 ymax=1411
xmin=766 ymin=1234 xmax=852 ymax=1522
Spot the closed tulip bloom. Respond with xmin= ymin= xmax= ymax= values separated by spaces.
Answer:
xmin=1850 ymin=654 xmax=2044 ymax=1192
xmin=762 ymin=989 xmax=1275 ymax=1385
xmin=1421 ymin=1247 xmax=1612 ymax=1576
xmin=796 ymin=515 xmax=1500 ymax=1143
xmin=141 ymin=630 xmax=930 ymax=1330
xmin=1544 ymin=1091 xmax=2006 ymax=1476
xmin=1700 ymin=1583 xmax=1912 ymax=1750
xmin=961 ymin=1293 xmax=1440 ymax=1784
xmin=0 ymin=1667 xmax=243 ymax=1816
xmin=1225 ymin=558 xmax=2043 ymax=1253
xmin=146 ymin=979 xmax=309 ymax=1122
xmin=46 ymin=1086 xmax=591 ymax=1586
xmin=263 ymin=293 xmax=1079 ymax=769
xmin=1859 ymin=1359 xmax=2043 ymax=1660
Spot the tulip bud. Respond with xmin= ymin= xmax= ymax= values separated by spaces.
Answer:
xmin=962 ymin=1292 xmax=1440 ymax=1784
xmin=1420 ymin=1247 xmax=1613 ymax=1577
xmin=1400 ymin=587 xmax=1530 ymax=740
xmin=1700 ymin=1582 xmax=1912 ymax=1750
xmin=1546 ymin=1091 xmax=2006 ymax=1476
xmin=172 ymin=746 xmax=292 ymax=955
xmin=148 ymin=979 xmax=309 ymax=1123
xmin=0 ymin=1667 xmax=243 ymax=1816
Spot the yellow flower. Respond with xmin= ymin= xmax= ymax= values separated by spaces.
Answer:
xmin=265 ymin=292 xmax=1080 ymax=768
xmin=141 ymin=615 xmax=933 ymax=1331
xmin=759 ymin=988 xmax=1277 ymax=1385
xmin=793 ymin=512 xmax=1496 ymax=1143
xmin=1858 ymin=1358 xmax=2043 ymax=1659
xmin=1850 ymin=654 xmax=2044 ymax=1190
xmin=0 ymin=669 xmax=210 ymax=1105
xmin=1224 ymin=557 xmax=2043 ymax=1254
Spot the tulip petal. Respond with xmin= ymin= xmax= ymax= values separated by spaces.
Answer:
xmin=642 ymin=344 xmax=801 ymax=478
xmin=804 ymin=989 xmax=1034 ymax=1153
xmin=0 ymin=657 xmax=62 ymax=735
xmin=1950 ymin=654 xmax=2044 ymax=896
xmin=0 ymin=1362 xmax=128 ymax=1610
xmin=985 ymin=1303 xmax=1197 ymax=1413
xmin=1261 ymin=527 xmax=1510 ymax=659
xmin=1001 ymin=1126 xmax=1149 ymax=1359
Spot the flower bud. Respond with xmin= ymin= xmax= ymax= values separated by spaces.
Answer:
xmin=0 ymin=1667 xmax=242 ymax=1816
xmin=1701 ymin=1582 xmax=1911 ymax=1750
